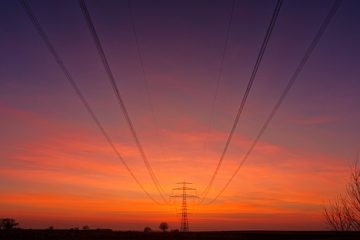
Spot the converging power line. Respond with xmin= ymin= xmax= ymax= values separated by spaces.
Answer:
xmin=78 ymin=0 xmax=168 ymax=203
xmin=205 ymin=0 xmax=343 ymax=205
xmin=200 ymin=0 xmax=284 ymax=204
xmin=18 ymin=0 xmax=163 ymax=205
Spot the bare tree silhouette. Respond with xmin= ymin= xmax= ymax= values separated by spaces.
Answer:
xmin=324 ymin=156 xmax=360 ymax=231
xmin=0 ymin=218 xmax=19 ymax=230
xmin=159 ymin=222 xmax=169 ymax=232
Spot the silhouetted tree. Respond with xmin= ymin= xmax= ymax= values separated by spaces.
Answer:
xmin=144 ymin=227 xmax=152 ymax=232
xmin=324 ymin=195 xmax=353 ymax=231
xmin=324 ymin=156 xmax=360 ymax=231
xmin=0 ymin=218 xmax=19 ymax=230
xmin=159 ymin=222 xmax=169 ymax=232
xmin=82 ymin=225 xmax=90 ymax=230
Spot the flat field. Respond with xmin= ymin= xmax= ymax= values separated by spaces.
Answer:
xmin=1 ymin=230 xmax=360 ymax=240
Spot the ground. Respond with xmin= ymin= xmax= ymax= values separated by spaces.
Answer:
xmin=1 ymin=230 xmax=360 ymax=240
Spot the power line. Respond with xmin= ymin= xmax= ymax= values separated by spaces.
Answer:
xmin=127 ymin=0 xmax=168 ymax=198
xmin=18 ymin=0 xmax=162 ymax=205
xmin=200 ymin=0 xmax=237 ymax=183
xmin=200 ymin=0 xmax=283 ymax=203
xmin=78 ymin=0 xmax=168 ymax=203
xmin=206 ymin=0 xmax=343 ymax=204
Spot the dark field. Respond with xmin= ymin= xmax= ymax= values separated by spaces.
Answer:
xmin=1 ymin=230 xmax=360 ymax=240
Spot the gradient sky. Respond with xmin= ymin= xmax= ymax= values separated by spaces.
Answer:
xmin=1 ymin=0 xmax=360 ymax=231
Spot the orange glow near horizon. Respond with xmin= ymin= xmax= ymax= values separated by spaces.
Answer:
xmin=0 ymin=101 xmax=351 ymax=230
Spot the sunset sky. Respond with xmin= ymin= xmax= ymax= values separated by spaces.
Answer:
xmin=1 ymin=0 xmax=360 ymax=231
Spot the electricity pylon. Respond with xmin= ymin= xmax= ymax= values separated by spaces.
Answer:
xmin=170 ymin=182 xmax=198 ymax=232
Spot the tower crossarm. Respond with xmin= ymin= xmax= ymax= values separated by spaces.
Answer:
xmin=172 ymin=187 xmax=197 ymax=191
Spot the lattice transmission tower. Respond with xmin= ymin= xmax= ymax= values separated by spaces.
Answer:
xmin=170 ymin=182 xmax=198 ymax=232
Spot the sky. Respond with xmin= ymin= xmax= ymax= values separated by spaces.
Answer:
xmin=0 ymin=0 xmax=360 ymax=231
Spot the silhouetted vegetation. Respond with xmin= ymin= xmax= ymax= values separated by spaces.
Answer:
xmin=324 ymin=157 xmax=360 ymax=231
xmin=0 ymin=218 xmax=18 ymax=230
xmin=159 ymin=222 xmax=169 ymax=232
xmin=1 ymin=218 xmax=359 ymax=239
xmin=144 ymin=226 xmax=152 ymax=232
xmin=1 ymin=229 xmax=360 ymax=240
